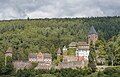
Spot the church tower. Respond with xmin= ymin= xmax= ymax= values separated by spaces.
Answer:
xmin=5 ymin=47 xmax=12 ymax=57
xmin=5 ymin=47 xmax=12 ymax=66
xmin=88 ymin=26 xmax=98 ymax=45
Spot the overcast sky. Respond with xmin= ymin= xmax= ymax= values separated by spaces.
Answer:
xmin=0 ymin=0 xmax=120 ymax=20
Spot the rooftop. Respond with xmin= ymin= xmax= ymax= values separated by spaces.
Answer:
xmin=68 ymin=42 xmax=77 ymax=47
xmin=88 ymin=26 xmax=98 ymax=35
xmin=77 ymin=42 xmax=89 ymax=46
xmin=57 ymin=48 xmax=62 ymax=54
xmin=44 ymin=53 xmax=52 ymax=59
xmin=29 ymin=53 xmax=37 ymax=58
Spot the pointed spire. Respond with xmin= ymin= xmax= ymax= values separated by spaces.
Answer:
xmin=88 ymin=26 xmax=98 ymax=35
xmin=63 ymin=46 xmax=67 ymax=52
xmin=57 ymin=48 xmax=62 ymax=55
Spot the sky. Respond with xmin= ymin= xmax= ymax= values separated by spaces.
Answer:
xmin=0 ymin=0 xmax=120 ymax=20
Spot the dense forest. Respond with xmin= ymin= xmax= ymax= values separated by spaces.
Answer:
xmin=0 ymin=17 xmax=120 ymax=77
xmin=0 ymin=16 xmax=120 ymax=61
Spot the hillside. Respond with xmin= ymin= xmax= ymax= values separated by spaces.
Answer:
xmin=0 ymin=16 xmax=120 ymax=60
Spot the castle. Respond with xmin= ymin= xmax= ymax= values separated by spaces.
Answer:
xmin=57 ymin=26 xmax=98 ymax=69
xmin=5 ymin=26 xmax=98 ymax=69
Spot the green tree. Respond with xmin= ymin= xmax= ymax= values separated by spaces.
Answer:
xmin=88 ymin=42 xmax=97 ymax=72
xmin=95 ymin=40 xmax=107 ymax=65
xmin=16 ymin=69 xmax=36 ymax=77
xmin=106 ymin=34 xmax=120 ymax=65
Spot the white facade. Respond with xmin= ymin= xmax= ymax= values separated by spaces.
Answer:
xmin=37 ymin=58 xmax=43 ymax=62
xmin=29 ymin=58 xmax=37 ymax=62
xmin=44 ymin=59 xmax=52 ymax=62
xmin=5 ymin=53 xmax=12 ymax=57
xmin=76 ymin=49 xmax=90 ymax=60
xmin=63 ymin=46 xmax=67 ymax=51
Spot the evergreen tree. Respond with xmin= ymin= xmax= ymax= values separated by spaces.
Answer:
xmin=88 ymin=42 xmax=97 ymax=72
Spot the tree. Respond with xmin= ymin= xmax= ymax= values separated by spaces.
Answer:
xmin=95 ymin=40 xmax=107 ymax=65
xmin=88 ymin=42 xmax=97 ymax=72
xmin=106 ymin=34 xmax=120 ymax=65
xmin=0 ymin=52 xmax=5 ymax=75
xmin=16 ymin=69 xmax=36 ymax=77
xmin=1 ymin=63 xmax=14 ymax=75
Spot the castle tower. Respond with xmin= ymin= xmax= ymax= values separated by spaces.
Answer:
xmin=5 ymin=47 xmax=12 ymax=57
xmin=88 ymin=26 xmax=98 ymax=45
xmin=5 ymin=47 xmax=12 ymax=66
xmin=62 ymin=46 xmax=67 ymax=53
xmin=57 ymin=48 xmax=62 ymax=56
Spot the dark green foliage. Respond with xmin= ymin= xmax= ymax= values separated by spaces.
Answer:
xmin=106 ymin=34 xmax=120 ymax=65
xmin=95 ymin=40 xmax=107 ymax=65
xmin=88 ymin=42 xmax=97 ymax=72
xmin=97 ymin=67 xmax=120 ymax=77
xmin=0 ymin=17 xmax=120 ymax=60
xmin=16 ymin=69 xmax=36 ymax=77
xmin=1 ymin=66 xmax=120 ymax=77
xmin=0 ymin=17 xmax=120 ymax=77
xmin=0 ymin=64 xmax=14 ymax=75
xmin=0 ymin=56 xmax=14 ymax=76
xmin=15 ymin=68 xmax=92 ymax=77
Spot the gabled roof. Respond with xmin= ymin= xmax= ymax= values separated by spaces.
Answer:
xmin=68 ymin=42 xmax=77 ymax=47
xmin=43 ymin=53 xmax=52 ymax=59
xmin=77 ymin=42 xmax=89 ymax=46
xmin=88 ymin=26 xmax=98 ymax=35
xmin=37 ymin=52 xmax=43 ymax=56
xmin=29 ymin=53 xmax=37 ymax=58
xmin=57 ymin=48 xmax=62 ymax=54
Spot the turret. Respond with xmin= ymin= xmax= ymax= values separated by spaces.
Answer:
xmin=57 ymin=48 xmax=62 ymax=56
xmin=62 ymin=46 xmax=67 ymax=53
xmin=5 ymin=47 xmax=12 ymax=57
xmin=88 ymin=26 xmax=98 ymax=45
xmin=5 ymin=47 xmax=12 ymax=66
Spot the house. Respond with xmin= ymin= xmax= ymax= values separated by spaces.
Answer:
xmin=76 ymin=42 xmax=90 ymax=60
xmin=58 ymin=61 xmax=84 ymax=69
xmin=13 ymin=61 xmax=32 ymax=70
xmin=5 ymin=47 xmax=12 ymax=57
xmin=63 ymin=56 xmax=77 ymax=62
xmin=77 ymin=56 xmax=85 ymax=61
xmin=67 ymin=42 xmax=90 ymax=61
xmin=35 ymin=62 xmax=52 ymax=70
xmin=88 ymin=26 xmax=98 ymax=44
xmin=77 ymin=42 xmax=89 ymax=49
xmin=37 ymin=52 xmax=44 ymax=62
xmin=29 ymin=53 xmax=37 ymax=62
xmin=28 ymin=52 xmax=52 ymax=64
xmin=35 ymin=53 xmax=52 ymax=69
xmin=43 ymin=53 xmax=52 ymax=64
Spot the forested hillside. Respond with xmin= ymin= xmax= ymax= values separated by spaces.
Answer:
xmin=0 ymin=16 xmax=120 ymax=60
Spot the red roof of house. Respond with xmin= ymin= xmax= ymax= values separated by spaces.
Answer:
xmin=77 ymin=56 xmax=85 ymax=61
